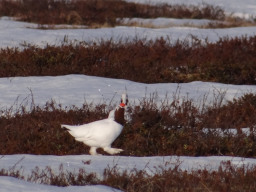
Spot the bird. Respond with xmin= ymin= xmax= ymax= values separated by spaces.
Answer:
xmin=61 ymin=93 xmax=128 ymax=155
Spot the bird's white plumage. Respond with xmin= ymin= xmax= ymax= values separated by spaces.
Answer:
xmin=61 ymin=93 xmax=128 ymax=155
xmin=61 ymin=119 xmax=123 ymax=148
xmin=108 ymin=109 xmax=115 ymax=120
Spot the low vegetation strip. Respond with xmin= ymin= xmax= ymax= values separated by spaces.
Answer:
xmin=0 ymin=36 xmax=256 ymax=84
xmin=0 ymin=0 xmax=225 ymax=27
xmin=1 ymin=93 xmax=256 ymax=157
xmin=1 ymin=160 xmax=256 ymax=191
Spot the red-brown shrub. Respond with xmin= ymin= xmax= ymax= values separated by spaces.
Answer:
xmin=0 ymin=36 xmax=256 ymax=84
xmin=0 ymin=93 xmax=256 ymax=157
xmin=2 ymin=160 xmax=256 ymax=191
xmin=0 ymin=0 xmax=225 ymax=26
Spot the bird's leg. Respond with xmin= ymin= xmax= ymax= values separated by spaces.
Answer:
xmin=89 ymin=147 xmax=101 ymax=155
xmin=103 ymin=147 xmax=124 ymax=155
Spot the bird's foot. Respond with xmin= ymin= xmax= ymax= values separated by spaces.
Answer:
xmin=89 ymin=147 xmax=102 ymax=155
xmin=103 ymin=147 xmax=124 ymax=155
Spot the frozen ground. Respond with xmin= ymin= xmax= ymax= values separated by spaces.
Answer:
xmin=1 ymin=0 xmax=256 ymax=191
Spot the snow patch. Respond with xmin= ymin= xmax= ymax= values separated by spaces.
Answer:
xmin=1 ymin=75 xmax=256 ymax=111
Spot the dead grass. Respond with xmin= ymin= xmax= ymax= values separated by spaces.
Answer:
xmin=0 ymin=0 xmax=226 ymax=27
xmin=0 ymin=92 xmax=256 ymax=157
xmin=1 ymin=159 xmax=256 ymax=191
xmin=1 ymin=0 xmax=254 ymax=29
xmin=119 ymin=17 xmax=256 ymax=29
xmin=0 ymin=36 xmax=256 ymax=84
xmin=102 ymin=161 xmax=256 ymax=192
xmin=0 ymin=1 xmax=255 ymax=190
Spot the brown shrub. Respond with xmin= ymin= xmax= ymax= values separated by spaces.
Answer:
xmin=1 ymin=159 xmax=256 ymax=191
xmin=66 ymin=11 xmax=82 ymax=25
xmin=102 ymin=161 xmax=256 ymax=192
xmin=0 ymin=93 xmax=256 ymax=157
xmin=0 ymin=101 xmax=108 ymax=155
xmin=0 ymin=0 xmax=225 ymax=26
xmin=0 ymin=36 xmax=256 ymax=84
xmin=204 ymin=93 xmax=256 ymax=128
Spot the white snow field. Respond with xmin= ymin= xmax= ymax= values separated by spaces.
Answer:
xmin=0 ymin=176 xmax=122 ymax=192
xmin=0 ymin=17 xmax=256 ymax=48
xmin=1 ymin=0 xmax=256 ymax=191
xmin=1 ymin=154 xmax=256 ymax=192
xmin=1 ymin=75 xmax=256 ymax=111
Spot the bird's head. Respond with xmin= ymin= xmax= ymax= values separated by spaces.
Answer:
xmin=120 ymin=93 xmax=128 ymax=108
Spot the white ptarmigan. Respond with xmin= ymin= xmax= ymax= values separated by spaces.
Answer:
xmin=61 ymin=93 xmax=128 ymax=155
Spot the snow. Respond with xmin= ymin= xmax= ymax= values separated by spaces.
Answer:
xmin=1 ymin=155 xmax=256 ymax=181
xmin=1 ymin=17 xmax=256 ymax=48
xmin=2 ymin=154 xmax=256 ymax=192
xmin=120 ymin=17 xmax=221 ymax=28
xmin=1 ymin=154 xmax=256 ymax=191
xmin=202 ymin=128 xmax=253 ymax=136
xmin=1 ymin=75 xmax=256 ymax=112
xmin=1 ymin=0 xmax=256 ymax=191
xmin=0 ymin=176 xmax=122 ymax=192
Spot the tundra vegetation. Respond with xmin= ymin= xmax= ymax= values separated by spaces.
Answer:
xmin=0 ymin=0 xmax=256 ymax=191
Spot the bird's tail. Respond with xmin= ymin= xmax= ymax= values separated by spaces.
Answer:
xmin=61 ymin=124 xmax=75 ymax=131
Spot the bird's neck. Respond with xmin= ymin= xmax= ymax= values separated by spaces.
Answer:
xmin=114 ymin=107 xmax=125 ymax=126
